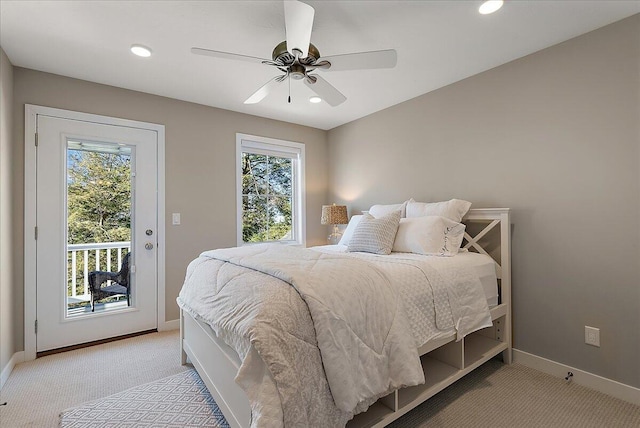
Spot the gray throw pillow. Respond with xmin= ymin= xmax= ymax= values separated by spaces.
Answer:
xmin=347 ymin=211 xmax=401 ymax=255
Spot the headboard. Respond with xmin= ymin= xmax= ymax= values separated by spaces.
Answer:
xmin=462 ymin=208 xmax=511 ymax=305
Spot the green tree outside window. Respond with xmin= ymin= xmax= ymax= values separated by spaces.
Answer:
xmin=67 ymin=150 xmax=132 ymax=244
xmin=241 ymin=152 xmax=293 ymax=243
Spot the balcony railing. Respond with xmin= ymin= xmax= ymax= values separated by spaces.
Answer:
xmin=67 ymin=241 xmax=130 ymax=303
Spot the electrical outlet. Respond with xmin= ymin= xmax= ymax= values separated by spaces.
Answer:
xmin=585 ymin=326 xmax=600 ymax=347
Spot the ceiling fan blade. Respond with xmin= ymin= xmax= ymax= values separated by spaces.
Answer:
xmin=284 ymin=0 xmax=314 ymax=59
xmin=191 ymin=47 xmax=269 ymax=65
xmin=304 ymin=75 xmax=346 ymax=107
xmin=319 ymin=49 xmax=397 ymax=72
xmin=244 ymin=76 xmax=282 ymax=104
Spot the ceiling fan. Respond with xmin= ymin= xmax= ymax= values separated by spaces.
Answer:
xmin=191 ymin=0 xmax=397 ymax=106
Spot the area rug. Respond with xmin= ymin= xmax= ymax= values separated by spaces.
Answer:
xmin=59 ymin=369 xmax=230 ymax=427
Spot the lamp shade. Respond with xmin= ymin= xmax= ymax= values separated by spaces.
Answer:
xmin=321 ymin=204 xmax=348 ymax=225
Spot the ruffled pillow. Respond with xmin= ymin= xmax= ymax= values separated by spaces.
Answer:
xmin=392 ymin=216 xmax=466 ymax=256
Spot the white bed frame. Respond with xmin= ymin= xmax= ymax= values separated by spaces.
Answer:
xmin=180 ymin=208 xmax=511 ymax=428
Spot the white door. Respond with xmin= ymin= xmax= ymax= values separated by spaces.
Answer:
xmin=35 ymin=114 xmax=158 ymax=352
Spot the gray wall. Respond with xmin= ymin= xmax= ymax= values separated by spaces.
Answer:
xmin=11 ymin=68 xmax=329 ymax=351
xmin=327 ymin=15 xmax=640 ymax=388
xmin=1 ymin=48 xmax=15 ymax=377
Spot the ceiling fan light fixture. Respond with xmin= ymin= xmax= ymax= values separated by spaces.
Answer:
xmin=289 ymin=63 xmax=306 ymax=80
xmin=130 ymin=44 xmax=152 ymax=57
xmin=479 ymin=0 xmax=503 ymax=15
xmin=309 ymin=96 xmax=322 ymax=104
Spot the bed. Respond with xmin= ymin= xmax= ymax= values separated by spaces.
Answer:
xmin=179 ymin=207 xmax=511 ymax=427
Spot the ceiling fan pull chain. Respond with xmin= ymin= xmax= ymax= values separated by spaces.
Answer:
xmin=288 ymin=76 xmax=291 ymax=103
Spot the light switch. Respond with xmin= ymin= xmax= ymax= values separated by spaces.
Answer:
xmin=172 ymin=213 xmax=181 ymax=225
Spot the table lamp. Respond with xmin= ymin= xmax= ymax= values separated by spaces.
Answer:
xmin=321 ymin=204 xmax=348 ymax=245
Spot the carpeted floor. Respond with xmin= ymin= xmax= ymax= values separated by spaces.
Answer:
xmin=387 ymin=359 xmax=640 ymax=427
xmin=0 ymin=331 xmax=188 ymax=427
xmin=2 ymin=330 xmax=639 ymax=427
xmin=60 ymin=369 xmax=229 ymax=428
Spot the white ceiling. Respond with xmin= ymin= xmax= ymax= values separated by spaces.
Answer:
xmin=1 ymin=1 xmax=638 ymax=130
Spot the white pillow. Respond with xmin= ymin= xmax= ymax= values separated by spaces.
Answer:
xmin=405 ymin=199 xmax=471 ymax=222
xmin=338 ymin=215 xmax=363 ymax=246
xmin=392 ymin=216 xmax=466 ymax=256
xmin=368 ymin=199 xmax=412 ymax=218
xmin=347 ymin=211 xmax=401 ymax=255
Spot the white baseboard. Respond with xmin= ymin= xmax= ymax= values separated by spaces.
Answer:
xmin=0 ymin=351 xmax=25 ymax=390
xmin=513 ymin=349 xmax=640 ymax=405
xmin=158 ymin=319 xmax=180 ymax=332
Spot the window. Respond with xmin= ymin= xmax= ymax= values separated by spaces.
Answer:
xmin=236 ymin=134 xmax=305 ymax=246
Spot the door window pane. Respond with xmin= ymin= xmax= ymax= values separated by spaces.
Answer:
xmin=66 ymin=140 xmax=132 ymax=316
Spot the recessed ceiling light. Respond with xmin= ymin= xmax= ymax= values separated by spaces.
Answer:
xmin=479 ymin=0 xmax=503 ymax=15
xmin=309 ymin=96 xmax=322 ymax=104
xmin=130 ymin=44 xmax=152 ymax=57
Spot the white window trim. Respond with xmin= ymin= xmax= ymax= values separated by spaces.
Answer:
xmin=236 ymin=133 xmax=306 ymax=247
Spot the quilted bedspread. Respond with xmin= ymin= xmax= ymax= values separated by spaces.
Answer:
xmin=177 ymin=244 xmax=492 ymax=427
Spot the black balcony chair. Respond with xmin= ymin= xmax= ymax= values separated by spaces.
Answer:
xmin=88 ymin=252 xmax=131 ymax=312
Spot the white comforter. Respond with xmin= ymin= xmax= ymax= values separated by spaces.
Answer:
xmin=314 ymin=245 xmax=495 ymax=344
xmin=178 ymin=244 xmax=493 ymax=427
xmin=203 ymin=244 xmax=425 ymax=413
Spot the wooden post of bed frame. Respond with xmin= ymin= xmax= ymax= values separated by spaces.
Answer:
xmin=499 ymin=209 xmax=512 ymax=364
xmin=464 ymin=208 xmax=512 ymax=364
xmin=180 ymin=308 xmax=188 ymax=365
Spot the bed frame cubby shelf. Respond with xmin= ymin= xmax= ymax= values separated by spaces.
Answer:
xmin=348 ymin=304 xmax=509 ymax=428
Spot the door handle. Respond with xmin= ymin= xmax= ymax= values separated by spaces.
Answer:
xmin=145 ymin=242 xmax=154 ymax=250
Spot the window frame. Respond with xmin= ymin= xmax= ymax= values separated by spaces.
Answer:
xmin=236 ymin=133 xmax=306 ymax=247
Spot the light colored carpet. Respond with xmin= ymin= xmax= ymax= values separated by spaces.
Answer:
xmin=2 ymin=330 xmax=639 ymax=427
xmin=0 ymin=331 xmax=188 ymax=427
xmin=388 ymin=359 xmax=640 ymax=428
xmin=60 ymin=369 xmax=228 ymax=427
xmin=59 ymin=358 xmax=640 ymax=428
